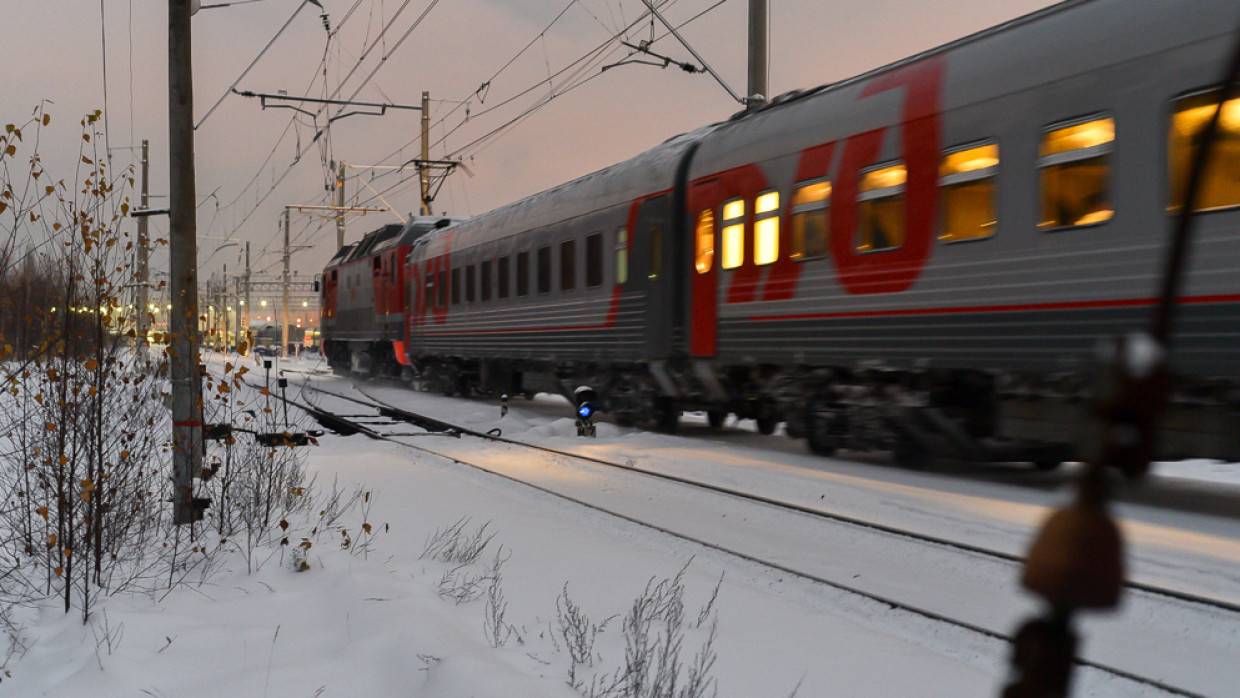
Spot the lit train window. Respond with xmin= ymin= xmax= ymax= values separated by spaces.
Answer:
xmin=940 ymin=142 xmax=999 ymax=242
xmin=560 ymin=240 xmax=576 ymax=292
xmin=721 ymin=198 xmax=745 ymax=269
xmin=754 ymin=191 xmax=780 ymax=266
xmin=498 ymin=256 xmax=510 ymax=299
xmin=1038 ymin=116 xmax=1114 ymax=228
xmin=791 ymin=180 xmax=830 ymax=261
xmin=537 ymin=245 xmax=552 ymax=294
xmin=1169 ymin=91 xmax=1240 ymax=211
xmin=586 ymin=233 xmax=603 ymax=287
xmin=615 ymin=227 xmax=628 ymax=285
xmin=465 ymin=265 xmax=476 ymax=303
xmin=694 ymin=209 xmax=715 ymax=274
xmin=481 ymin=260 xmax=492 ymax=301
xmin=857 ymin=163 xmax=907 ymax=252
xmin=516 ymin=252 xmax=529 ymax=297
xmin=451 ymin=268 xmax=461 ymax=305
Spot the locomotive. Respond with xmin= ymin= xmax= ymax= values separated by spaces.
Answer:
xmin=323 ymin=0 xmax=1240 ymax=465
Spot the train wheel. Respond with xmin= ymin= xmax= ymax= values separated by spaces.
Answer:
xmin=805 ymin=398 xmax=837 ymax=457
xmin=654 ymin=398 xmax=679 ymax=434
xmin=755 ymin=417 xmax=778 ymax=436
xmin=707 ymin=410 xmax=727 ymax=429
xmin=893 ymin=441 xmax=931 ymax=469
xmin=1033 ymin=458 xmax=1063 ymax=472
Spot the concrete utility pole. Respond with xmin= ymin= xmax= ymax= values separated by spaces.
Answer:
xmin=168 ymin=0 xmax=204 ymax=525
xmin=136 ymin=139 xmax=151 ymax=345
xmin=281 ymin=208 xmax=291 ymax=359
xmin=747 ymin=0 xmax=768 ymax=110
xmin=419 ymin=90 xmax=431 ymax=215
xmin=335 ymin=161 xmax=347 ymax=250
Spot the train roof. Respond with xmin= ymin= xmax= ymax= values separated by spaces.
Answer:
xmin=327 ymin=216 xmax=468 ymax=267
xmin=415 ymin=125 xmax=716 ymax=253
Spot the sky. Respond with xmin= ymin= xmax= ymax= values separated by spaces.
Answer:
xmin=2 ymin=0 xmax=1056 ymax=284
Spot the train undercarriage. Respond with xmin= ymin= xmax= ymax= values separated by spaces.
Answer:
xmin=322 ymin=338 xmax=1240 ymax=467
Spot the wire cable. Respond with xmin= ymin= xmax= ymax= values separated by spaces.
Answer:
xmin=196 ymin=0 xmax=312 ymax=130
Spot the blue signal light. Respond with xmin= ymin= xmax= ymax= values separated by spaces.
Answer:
xmin=577 ymin=404 xmax=594 ymax=420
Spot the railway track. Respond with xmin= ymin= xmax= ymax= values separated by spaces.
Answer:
xmin=266 ymin=373 xmax=1237 ymax=697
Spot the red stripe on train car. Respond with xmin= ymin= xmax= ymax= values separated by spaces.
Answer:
xmin=747 ymin=294 xmax=1240 ymax=322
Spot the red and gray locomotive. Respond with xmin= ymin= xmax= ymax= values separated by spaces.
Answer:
xmin=323 ymin=0 xmax=1240 ymax=465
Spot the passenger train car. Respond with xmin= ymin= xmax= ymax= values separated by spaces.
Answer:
xmin=327 ymin=0 xmax=1240 ymax=465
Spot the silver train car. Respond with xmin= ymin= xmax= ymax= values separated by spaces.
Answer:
xmin=396 ymin=0 xmax=1240 ymax=465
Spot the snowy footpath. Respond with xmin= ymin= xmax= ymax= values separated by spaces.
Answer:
xmin=8 ymin=354 xmax=1239 ymax=697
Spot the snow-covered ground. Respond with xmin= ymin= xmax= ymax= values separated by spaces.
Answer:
xmin=10 ymin=353 xmax=1240 ymax=697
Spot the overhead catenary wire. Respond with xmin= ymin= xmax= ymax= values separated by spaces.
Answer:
xmin=195 ymin=0 xmax=314 ymax=130
xmin=223 ymin=0 xmax=438 ymax=242
xmin=352 ymin=0 xmax=687 ymax=200
xmin=354 ymin=0 xmax=726 ymax=209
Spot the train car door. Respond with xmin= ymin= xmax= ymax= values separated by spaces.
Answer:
xmin=633 ymin=195 xmax=676 ymax=357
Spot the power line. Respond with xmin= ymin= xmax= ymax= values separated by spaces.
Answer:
xmin=355 ymin=0 xmax=679 ymax=190
xmin=196 ymin=0 xmax=313 ymax=130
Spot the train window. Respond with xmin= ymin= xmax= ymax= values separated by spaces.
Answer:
xmin=694 ymin=209 xmax=715 ymax=274
xmin=721 ymin=198 xmax=745 ymax=269
xmin=498 ymin=257 xmax=510 ymax=299
xmin=857 ymin=163 xmax=907 ymax=252
xmin=586 ymin=233 xmax=603 ymax=287
xmin=940 ymin=142 xmax=999 ymax=242
xmin=791 ymin=179 xmax=830 ymax=260
xmin=516 ymin=252 xmax=529 ymax=296
xmin=560 ymin=240 xmax=576 ymax=292
xmin=436 ymin=269 xmax=447 ymax=306
xmin=373 ymin=256 xmax=382 ymax=271
xmin=481 ymin=260 xmax=493 ymax=301
xmin=754 ymin=191 xmax=780 ymax=265
xmin=649 ymin=226 xmax=663 ymax=279
xmin=451 ymin=267 xmax=461 ymax=305
xmin=537 ymin=245 xmax=552 ymax=294
xmin=615 ymin=227 xmax=629 ymax=284
xmin=466 ymin=265 xmax=476 ymax=303
xmin=1169 ymin=91 xmax=1240 ymax=211
xmin=1038 ymin=116 xmax=1114 ymax=228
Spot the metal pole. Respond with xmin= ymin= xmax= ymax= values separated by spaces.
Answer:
xmin=222 ymin=264 xmax=230 ymax=354
xmin=136 ymin=139 xmax=150 ymax=346
xmin=335 ymin=161 xmax=346 ymax=250
xmin=281 ymin=208 xmax=291 ymax=359
xmin=244 ymin=241 xmax=251 ymax=347
xmin=168 ymin=0 xmax=202 ymax=525
xmin=420 ymin=90 xmax=431 ymax=216
xmin=747 ymin=0 xmax=768 ymax=109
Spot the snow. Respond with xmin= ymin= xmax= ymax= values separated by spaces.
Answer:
xmin=7 ymin=353 xmax=1238 ymax=696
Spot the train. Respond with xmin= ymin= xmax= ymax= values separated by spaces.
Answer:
xmin=321 ymin=0 xmax=1240 ymax=466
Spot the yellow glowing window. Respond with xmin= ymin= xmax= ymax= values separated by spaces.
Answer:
xmin=857 ymin=164 xmax=906 ymax=252
xmin=791 ymin=180 xmax=830 ymax=260
xmin=753 ymin=191 xmax=780 ymax=266
xmin=694 ymin=209 xmax=715 ymax=274
xmin=721 ymin=198 xmax=745 ymax=269
xmin=939 ymin=142 xmax=998 ymax=242
xmin=1039 ymin=116 xmax=1115 ymax=229
xmin=1169 ymin=92 xmax=1240 ymax=212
